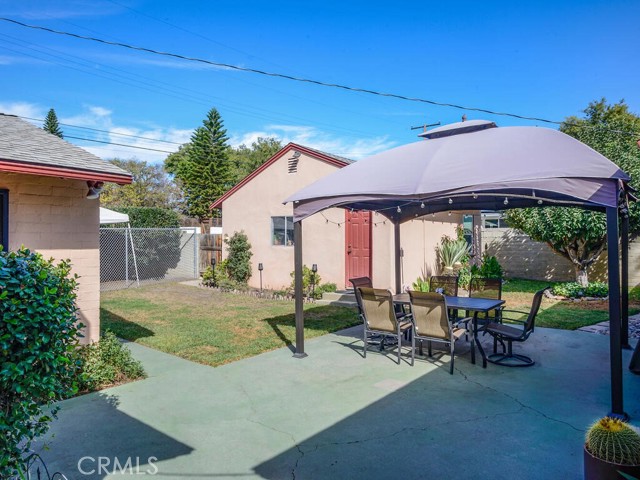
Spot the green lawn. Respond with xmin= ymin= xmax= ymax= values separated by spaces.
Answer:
xmin=501 ymin=278 xmax=639 ymax=330
xmin=101 ymin=283 xmax=359 ymax=367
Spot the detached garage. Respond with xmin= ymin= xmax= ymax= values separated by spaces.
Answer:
xmin=0 ymin=113 xmax=131 ymax=342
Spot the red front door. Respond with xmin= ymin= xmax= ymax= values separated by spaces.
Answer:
xmin=345 ymin=211 xmax=372 ymax=288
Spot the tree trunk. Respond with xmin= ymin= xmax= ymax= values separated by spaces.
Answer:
xmin=575 ymin=266 xmax=589 ymax=287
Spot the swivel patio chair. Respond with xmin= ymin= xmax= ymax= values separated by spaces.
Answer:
xmin=484 ymin=287 xmax=549 ymax=367
xmin=462 ymin=276 xmax=504 ymax=341
xmin=358 ymin=287 xmax=414 ymax=365
xmin=408 ymin=291 xmax=468 ymax=374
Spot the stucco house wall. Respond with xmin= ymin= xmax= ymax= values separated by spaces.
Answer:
xmin=217 ymin=143 xmax=460 ymax=291
xmin=221 ymin=148 xmax=347 ymax=290
xmin=2 ymin=173 xmax=101 ymax=341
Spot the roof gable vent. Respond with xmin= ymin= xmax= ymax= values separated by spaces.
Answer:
xmin=288 ymin=151 xmax=301 ymax=173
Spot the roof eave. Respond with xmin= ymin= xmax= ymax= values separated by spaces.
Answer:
xmin=0 ymin=159 xmax=133 ymax=184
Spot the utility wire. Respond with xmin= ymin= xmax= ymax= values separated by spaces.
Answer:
xmin=63 ymin=135 xmax=175 ymax=153
xmin=19 ymin=115 xmax=183 ymax=145
xmin=1 ymin=17 xmax=638 ymax=137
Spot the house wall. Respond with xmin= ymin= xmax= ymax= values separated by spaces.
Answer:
xmin=1 ymin=172 xmax=100 ymax=343
xmin=371 ymin=214 xmax=462 ymax=291
xmin=221 ymin=150 xmax=346 ymax=290
xmin=221 ymin=147 xmax=460 ymax=291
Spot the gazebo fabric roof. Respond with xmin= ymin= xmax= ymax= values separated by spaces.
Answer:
xmin=286 ymin=123 xmax=630 ymax=222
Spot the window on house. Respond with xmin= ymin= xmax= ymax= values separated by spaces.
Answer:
xmin=0 ymin=190 xmax=8 ymax=250
xmin=272 ymin=216 xmax=294 ymax=246
xmin=462 ymin=214 xmax=474 ymax=254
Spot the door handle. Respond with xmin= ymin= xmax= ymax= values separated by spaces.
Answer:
xmin=347 ymin=245 xmax=352 ymax=254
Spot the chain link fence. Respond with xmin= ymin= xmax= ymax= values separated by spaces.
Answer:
xmin=100 ymin=227 xmax=199 ymax=291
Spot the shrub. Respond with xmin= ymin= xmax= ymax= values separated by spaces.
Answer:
xmin=477 ymin=255 xmax=503 ymax=279
xmin=552 ymin=281 xmax=608 ymax=298
xmin=290 ymin=265 xmax=321 ymax=297
xmin=411 ymin=276 xmax=430 ymax=292
xmin=313 ymin=282 xmax=337 ymax=299
xmin=111 ymin=207 xmax=180 ymax=228
xmin=76 ymin=331 xmax=146 ymax=392
xmin=225 ymin=232 xmax=253 ymax=284
xmin=0 ymin=248 xmax=83 ymax=477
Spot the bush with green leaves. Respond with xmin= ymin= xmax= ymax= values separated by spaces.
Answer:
xmin=0 ymin=248 xmax=83 ymax=477
xmin=225 ymin=231 xmax=253 ymax=284
xmin=290 ymin=265 xmax=322 ymax=297
xmin=436 ymin=235 xmax=470 ymax=274
xmin=411 ymin=276 xmax=430 ymax=292
xmin=77 ymin=331 xmax=146 ymax=392
xmin=477 ymin=255 xmax=503 ymax=279
xmin=313 ymin=282 xmax=337 ymax=300
xmin=552 ymin=282 xmax=608 ymax=299
xmin=110 ymin=207 xmax=180 ymax=228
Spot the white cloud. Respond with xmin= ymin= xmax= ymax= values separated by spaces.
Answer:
xmin=0 ymin=101 xmax=45 ymax=121
xmin=60 ymin=106 xmax=192 ymax=164
xmin=229 ymin=124 xmax=395 ymax=160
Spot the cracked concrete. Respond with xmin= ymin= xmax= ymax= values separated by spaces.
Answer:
xmin=35 ymin=325 xmax=639 ymax=479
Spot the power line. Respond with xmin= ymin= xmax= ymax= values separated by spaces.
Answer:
xmin=18 ymin=115 xmax=184 ymax=145
xmin=2 ymin=17 xmax=638 ymax=138
xmin=63 ymin=135 xmax=175 ymax=153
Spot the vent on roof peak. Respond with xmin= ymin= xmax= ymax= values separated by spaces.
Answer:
xmin=418 ymin=119 xmax=497 ymax=139
xmin=288 ymin=151 xmax=301 ymax=174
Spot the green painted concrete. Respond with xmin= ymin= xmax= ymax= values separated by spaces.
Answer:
xmin=35 ymin=326 xmax=640 ymax=479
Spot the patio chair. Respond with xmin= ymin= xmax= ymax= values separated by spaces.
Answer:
xmin=408 ymin=291 xmax=468 ymax=374
xmin=484 ymin=287 xmax=549 ymax=367
xmin=358 ymin=287 xmax=414 ymax=365
xmin=429 ymin=275 xmax=459 ymax=296
xmin=462 ymin=276 xmax=504 ymax=341
xmin=349 ymin=277 xmax=372 ymax=317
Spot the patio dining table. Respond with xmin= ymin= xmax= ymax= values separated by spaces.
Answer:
xmin=393 ymin=294 xmax=505 ymax=368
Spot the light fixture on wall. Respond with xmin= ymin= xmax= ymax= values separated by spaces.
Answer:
xmin=86 ymin=180 xmax=104 ymax=200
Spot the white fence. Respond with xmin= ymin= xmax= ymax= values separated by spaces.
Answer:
xmin=100 ymin=227 xmax=199 ymax=291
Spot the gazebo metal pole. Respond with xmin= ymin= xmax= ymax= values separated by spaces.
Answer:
xmin=621 ymin=212 xmax=630 ymax=349
xmin=606 ymin=206 xmax=626 ymax=419
xmin=293 ymin=220 xmax=307 ymax=358
xmin=394 ymin=221 xmax=402 ymax=293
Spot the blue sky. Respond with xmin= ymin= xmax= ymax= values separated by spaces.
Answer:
xmin=0 ymin=0 xmax=638 ymax=163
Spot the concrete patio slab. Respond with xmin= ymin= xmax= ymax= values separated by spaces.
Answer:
xmin=35 ymin=326 xmax=640 ymax=479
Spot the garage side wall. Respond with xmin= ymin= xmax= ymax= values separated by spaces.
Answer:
xmin=2 ymin=173 xmax=100 ymax=343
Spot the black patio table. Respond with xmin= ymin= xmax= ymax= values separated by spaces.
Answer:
xmin=393 ymin=294 xmax=505 ymax=368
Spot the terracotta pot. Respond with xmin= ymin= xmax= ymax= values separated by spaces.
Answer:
xmin=584 ymin=445 xmax=640 ymax=480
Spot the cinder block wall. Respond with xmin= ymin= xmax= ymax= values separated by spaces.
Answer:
xmin=483 ymin=227 xmax=640 ymax=287
xmin=1 ymin=172 xmax=100 ymax=342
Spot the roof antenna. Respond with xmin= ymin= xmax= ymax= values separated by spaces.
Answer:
xmin=461 ymin=114 xmax=467 ymax=122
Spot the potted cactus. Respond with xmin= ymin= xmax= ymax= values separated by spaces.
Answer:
xmin=584 ymin=417 xmax=640 ymax=479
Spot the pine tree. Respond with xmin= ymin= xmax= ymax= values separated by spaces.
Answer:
xmin=165 ymin=107 xmax=232 ymax=232
xmin=42 ymin=108 xmax=63 ymax=138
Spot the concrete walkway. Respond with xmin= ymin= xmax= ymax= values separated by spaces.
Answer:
xmin=36 ymin=326 xmax=640 ymax=479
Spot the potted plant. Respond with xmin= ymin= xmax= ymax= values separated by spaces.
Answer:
xmin=584 ymin=417 xmax=640 ymax=479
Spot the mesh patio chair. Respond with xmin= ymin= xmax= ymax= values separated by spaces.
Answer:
xmin=358 ymin=287 xmax=414 ymax=365
xmin=484 ymin=287 xmax=549 ymax=367
xmin=408 ymin=291 xmax=468 ymax=374
xmin=349 ymin=277 xmax=372 ymax=317
xmin=429 ymin=275 xmax=459 ymax=296
xmin=462 ymin=277 xmax=504 ymax=341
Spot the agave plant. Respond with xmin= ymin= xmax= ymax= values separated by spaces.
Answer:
xmin=437 ymin=237 xmax=470 ymax=274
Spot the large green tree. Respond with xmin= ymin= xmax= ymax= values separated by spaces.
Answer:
xmin=229 ymin=137 xmax=282 ymax=182
xmin=42 ymin=108 xmax=63 ymax=138
xmin=100 ymin=158 xmax=181 ymax=210
xmin=164 ymin=108 xmax=232 ymax=232
xmin=505 ymin=99 xmax=640 ymax=285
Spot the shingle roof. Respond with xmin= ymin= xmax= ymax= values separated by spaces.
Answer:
xmin=298 ymin=145 xmax=354 ymax=165
xmin=0 ymin=114 xmax=132 ymax=182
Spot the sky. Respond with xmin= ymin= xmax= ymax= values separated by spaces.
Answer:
xmin=0 ymin=0 xmax=638 ymax=164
